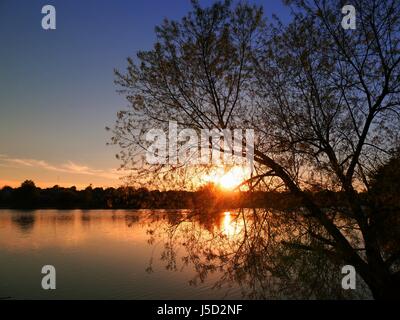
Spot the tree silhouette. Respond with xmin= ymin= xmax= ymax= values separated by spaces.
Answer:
xmin=369 ymin=150 xmax=400 ymax=268
xmin=110 ymin=0 xmax=400 ymax=299
xmin=16 ymin=180 xmax=38 ymax=209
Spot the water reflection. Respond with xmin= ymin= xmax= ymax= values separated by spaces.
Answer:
xmin=0 ymin=209 xmax=371 ymax=299
xmin=222 ymin=211 xmax=243 ymax=237
xmin=145 ymin=208 xmax=371 ymax=299
xmin=11 ymin=212 xmax=36 ymax=233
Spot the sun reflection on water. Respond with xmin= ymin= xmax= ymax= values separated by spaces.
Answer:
xmin=222 ymin=211 xmax=242 ymax=237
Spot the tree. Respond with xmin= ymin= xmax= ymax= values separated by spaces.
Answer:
xmin=111 ymin=0 xmax=400 ymax=299
xmin=15 ymin=180 xmax=38 ymax=209
xmin=369 ymin=150 xmax=400 ymax=268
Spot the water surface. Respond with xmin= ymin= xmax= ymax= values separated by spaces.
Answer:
xmin=0 ymin=209 xmax=242 ymax=299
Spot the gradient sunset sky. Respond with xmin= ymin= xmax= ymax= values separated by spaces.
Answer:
xmin=0 ymin=0 xmax=290 ymax=189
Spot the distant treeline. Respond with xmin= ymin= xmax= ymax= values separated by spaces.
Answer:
xmin=0 ymin=180 xmax=354 ymax=210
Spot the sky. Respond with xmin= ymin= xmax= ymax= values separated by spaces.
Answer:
xmin=0 ymin=0 xmax=291 ymax=189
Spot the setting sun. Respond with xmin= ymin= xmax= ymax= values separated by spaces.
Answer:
xmin=203 ymin=166 xmax=249 ymax=190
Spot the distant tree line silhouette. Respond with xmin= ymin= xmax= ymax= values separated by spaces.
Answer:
xmin=0 ymin=180 xmax=353 ymax=210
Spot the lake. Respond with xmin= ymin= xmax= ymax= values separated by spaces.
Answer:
xmin=0 ymin=209 xmax=245 ymax=300
xmin=0 ymin=209 xmax=370 ymax=300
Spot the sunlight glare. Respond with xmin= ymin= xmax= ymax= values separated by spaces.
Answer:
xmin=203 ymin=166 xmax=249 ymax=190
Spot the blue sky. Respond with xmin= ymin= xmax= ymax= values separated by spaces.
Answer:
xmin=0 ymin=0 xmax=290 ymax=188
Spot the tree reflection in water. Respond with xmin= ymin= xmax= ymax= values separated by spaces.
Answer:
xmin=11 ymin=212 xmax=36 ymax=233
xmin=144 ymin=209 xmax=371 ymax=299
